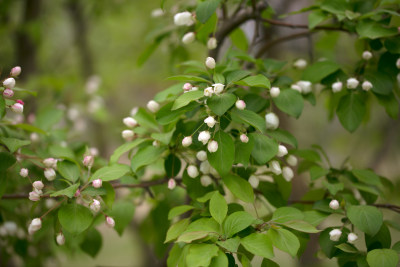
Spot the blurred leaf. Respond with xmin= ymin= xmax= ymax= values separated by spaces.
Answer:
xmin=109 ymin=138 xmax=146 ymax=164
xmin=216 ymin=237 xmax=240 ymax=252
xmin=0 ymin=137 xmax=30 ymax=153
xmin=266 ymin=128 xmax=298 ymax=148
xmin=186 ymin=244 xmax=219 ymax=267
xmin=210 ymin=192 xmax=228 ymax=225
xmin=154 ymin=83 xmax=183 ymax=102
xmin=58 ymin=203 xmax=93 ymax=235
xmin=50 ymin=183 xmax=80 ymax=198
xmin=272 ymin=207 xmax=304 ymax=223
xmin=335 ymin=243 xmax=358 ymax=253
xmin=231 ymin=109 xmax=267 ymax=133
xmin=267 ymin=228 xmax=300 ymax=257
xmin=167 ymin=75 xmax=210 ymax=83
xmin=352 ymin=169 xmax=381 ymax=186
xmin=12 ymin=124 xmax=46 ymax=135
xmin=230 ymin=28 xmax=248 ymax=51
xmin=281 ymin=220 xmax=320 ymax=233
xmin=384 ymin=37 xmax=400 ymax=53
xmin=164 ymin=154 xmax=181 ymax=177
xmin=0 ymin=97 xmax=5 ymax=119
xmin=131 ymin=146 xmax=166 ymax=172
xmin=235 ymin=74 xmax=271 ymax=89
xmin=234 ymin=137 xmax=254 ymax=168
xmin=367 ymin=249 xmax=399 ymax=267
xmin=356 ymin=20 xmax=398 ymax=39
xmin=226 ymin=70 xmax=251 ymax=85
xmin=0 ymin=152 xmax=16 ymax=170
xmin=90 ymin=164 xmax=131 ymax=182
xmin=310 ymin=165 xmax=329 ymax=180
xmin=250 ymin=133 xmax=278 ymax=164
xmin=34 ymin=106 xmax=63 ymax=131
xmin=375 ymin=92 xmax=399 ymax=119
xmin=108 ymin=201 xmax=135 ymax=236
xmin=302 ymin=61 xmax=340 ymax=83
xmin=168 ymin=205 xmax=194 ymax=220
xmin=133 ymin=108 xmax=159 ymax=131
xmin=178 ymin=231 xmax=210 ymax=243
xmin=365 ymin=71 xmax=393 ymax=96
xmin=308 ymin=10 xmax=329 ymax=29
xmin=210 ymin=250 xmax=228 ymax=267
xmin=196 ymin=0 xmax=221 ymax=23
xmin=49 ymin=145 xmax=75 ymax=160
xmin=80 ymin=228 xmax=102 ymax=258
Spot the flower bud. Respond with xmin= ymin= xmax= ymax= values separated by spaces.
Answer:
xmin=3 ymin=77 xmax=16 ymax=89
xmin=396 ymin=58 xmax=400 ymax=69
xmin=200 ymin=175 xmax=213 ymax=187
xmin=151 ymin=8 xmax=164 ymax=18
xmin=347 ymin=233 xmax=358 ymax=244
xmin=291 ymin=84 xmax=302 ymax=93
xmin=198 ymin=131 xmax=211 ymax=145
xmin=130 ymin=107 xmax=138 ymax=116
xmin=182 ymin=32 xmax=195 ymax=44
xmin=240 ymin=134 xmax=249 ymax=143
xmin=74 ymin=189 xmax=81 ymax=197
xmin=329 ymin=229 xmax=342 ymax=241
xmin=332 ymin=81 xmax=343 ymax=93
xmin=92 ymin=179 xmax=102 ymax=188
xmin=196 ymin=151 xmax=207 ymax=161
xmin=83 ymin=155 xmax=94 ymax=168
xmin=183 ymin=83 xmax=192 ymax=91
xmin=174 ymin=11 xmax=194 ymax=26
xmin=105 ymin=216 xmax=115 ymax=228
xmin=147 ymin=100 xmax=160 ymax=113
xmin=235 ymin=100 xmax=246 ymax=110
xmin=10 ymin=66 xmax=22 ymax=77
xmin=11 ymin=102 xmax=23 ymax=114
xmin=56 ymin=233 xmax=65 ymax=245
xmin=152 ymin=140 xmax=160 ymax=147
xmin=362 ymin=81 xmax=373 ymax=91
xmin=168 ymin=178 xmax=176 ymax=190
xmin=282 ymin=166 xmax=294 ymax=182
xmin=204 ymin=87 xmax=213 ymax=97
xmin=182 ymin=136 xmax=193 ymax=147
xmin=277 ymin=145 xmax=288 ymax=157
xmin=20 ymin=168 xmax=29 ymax=177
xmin=3 ymin=221 xmax=17 ymax=236
xmin=122 ymin=130 xmax=134 ymax=141
xmin=207 ymin=140 xmax=218 ymax=153
xmin=362 ymin=51 xmax=372 ymax=60
xmin=28 ymin=218 xmax=42 ymax=235
xmin=204 ymin=116 xmax=216 ymax=128
xmin=32 ymin=181 xmax=44 ymax=190
xmin=205 ymin=57 xmax=216 ymax=69
xmin=44 ymin=168 xmax=56 ymax=181
xmin=213 ymin=83 xmax=224 ymax=94
xmin=248 ymin=175 xmax=259 ymax=188
xmin=187 ymin=165 xmax=199 ymax=178
xmin=90 ymin=199 xmax=101 ymax=213
xmin=297 ymin=81 xmax=312 ymax=94
xmin=3 ymin=88 xmax=14 ymax=98
xmin=265 ymin=112 xmax=279 ymax=130
xmin=191 ymin=86 xmax=199 ymax=91
xmin=293 ymin=59 xmax=307 ymax=69
xmin=287 ymin=155 xmax=298 ymax=166
xmin=30 ymin=133 xmax=39 ymax=143
xmin=329 ymin=199 xmax=340 ymax=210
xmin=200 ymin=161 xmax=211 ymax=174
xmin=123 ymin=117 xmax=138 ymax=128
xmin=270 ymin=160 xmax=282 ymax=175
xmin=43 ymin=158 xmax=57 ymax=168
xmin=270 ymin=87 xmax=280 ymax=98
xmin=207 ymin=37 xmax=217 ymax=50
xmin=29 ymin=191 xmax=41 ymax=201
xmin=347 ymin=78 xmax=359 ymax=89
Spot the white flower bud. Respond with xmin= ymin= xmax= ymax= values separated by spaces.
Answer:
xmin=168 ymin=178 xmax=176 ymax=190
xmin=174 ymin=11 xmax=194 ymax=26
xmin=362 ymin=51 xmax=372 ymax=60
xmin=200 ymin=175 xmax=213 ymax=187
xmin=56 ymin=233 xmax=65 ymax=245
xmin=329 ymin=199 xmax=340 ymax=210
xmin=187 ymin=165 xmax=199 ymax=178
xmin=151 ymin=8 xmax=164 ymax=18
xmin=270 ymin=160 xmax=282 ymax=175
xmin=10 ymin=66 xmax=22 ymax=77
xmin=240 ymin=134 xmax=249 ymax=143
xmin=396 ymin=58 xmax=400 ymax=69
xmin=83 ymin=155 xmax=94 ymax=168
xmin=90 ymin=147 xmax=99 ymax=156
xmin=152 ymin=140 xmax=160 ymax=147
xmin=287 ymin=155 xmax=298 ymax=166
xmin=204 ymin=87 xmax=213 ymax=97
xmin=29 ymin=191 xmax=41 ymax=201
xmin=20 ymin=168 xmax=29 ymax=177
xmin=297 ymin=81 xmax=312 ymax=94
xmin=90 ymin=199 xmax=101 ymax=213
xmin=293 ymin=59 xmax=307 ymax=69
xmin=248 ymin=175 xmax=259 ymax=188
xmin=182 ymin=136 xmax=193 ymax=147
xmin=146 ymin=100 xmax=160 ymax=113
xmin=3 ymin=88 xmax=14 ymax=98
xmin=3 ymin=222 xmax=17 ymax=236
xmin=123 ymin=117 xmax=138 ymax=128
xmin=122 ymin=130 xmax=134 ymax=141
xmin=92 ymin=179 xmax=102 ymax=188
xmin=130 ymin=107 xmax=138 ymax=116
xmin=347 ymin=78 xmax=359 ymax=89
xmin=30 ymin=133 xmax=39 ymax=143
xmin=28 ymin=218 xmax=42 ymax=235
xmin=332 ymin=81 xmax=343 ymax=93
xmin=3 ymin=77 xmax=16 ymax=89
xmin=291 ymin=84 xmax=302 ymax=93
xmin=191 ymin=86 xmax=199 ymax=91
xmin=204 ymin=116 xmax=216 ymax=128
xmin=265 ymin=112 xmax=279 ymax=130
xmin=183 ymin=83 xmax=192 ymax=91
xmin=282 ymin=166 xmax=294 ymax=182
xmin=200 ymin=161 xmax=211 ymax=174
xmin=277 ymin=145 xmax=288 ymax=157
xmin=362 ymin=81 xmax=373 ymax=91
xmin=196 ymin=151 xmax=207 ymax=161
xmin=32 ymin=181 xmax=44 ymax=190
xmin=347 ymin=233 xmax=358 ymax=244
xmin=198 ymin=131 xmax=211 ymax=145
xmin=235 ymin=100 xmax=246 ymax=110
xmin=11 ymin=103 xmax=23 ymax=114
xmin=207 ymin=140 xmax=218 ymax=153
xmin=213 ymin=83 xmax=225 ymax=94
xmin=45 ymin=198 xmax=56 ymax=208
xmin=182 ymin=32 xmax=195 ymax=44
xmin=205 ymin=57 xmax=216 ymax=69
xmin=207 ymin=37 xmax=217 ymax=50
xmin=270 ymin=87 xmax=280 ymax=98
xmin=44 ymin=168 xmax=56 ymax=181
xmin=329 ymin=229 xmax=342 ymax=242
xmin=43 ymin=158 xmax=57 ymax=168
xmin=105 ymin=216 xmax=115 ymax=228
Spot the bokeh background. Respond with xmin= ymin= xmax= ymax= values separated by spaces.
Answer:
xmin=1 ymin=0 xmax=399 ymax=266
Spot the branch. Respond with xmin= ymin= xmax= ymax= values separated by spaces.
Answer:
xmin=261 ymin=18 xmax=348 ymax=32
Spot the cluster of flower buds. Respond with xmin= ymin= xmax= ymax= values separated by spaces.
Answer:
xmin=329 ymin=229 xmax=358 ymax=244
xmin=2 ymin=67 xmax=25 ymax=114
xmin=183 ymin=83 xmax=199 ymax=93
xmin=43 ymin=158 xmax=57 ymax=181
xmin=331 ymin=77 xmax=373 ymax=93
xmin=291 ymin=81 xmax=312 ymax=94
xmin=90 ymin=199 xmax=101 ymax=213
xmin=29 ymin=181 xmax=44 ymax=202
xmin=83 ymin=155 xmax=94 ymax=168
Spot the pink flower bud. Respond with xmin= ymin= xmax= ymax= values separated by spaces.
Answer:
xmin=329 ymin=199 xmax=340 ymax=210
xmin=123 ymin=117 xmax=138 ymax=128
xmin=11 ymin=103 xmax=23 ymax=114
xmin=3 ymin=78 xmax=16 ymax=89
xmin=3 ymin=89 xmax=14 ymax=98
xmin=28 ymin=218 xmax=41 ymax=235
xmin=56 ymin=232 xmax=65 ymax=245
xmin=83 ymin=155 xmax=94 ymax=168
xmin=74 ymin=189 xmax=81 ymax=197
xmin=105 ymin=216 xmax=115 ymax=228
xmin=29 ymin=191 xmax=41 ymax=201
xmin=146 ymin=100 xmax=160 ymax=113
xmin=235 ymin=100 xmax=246 ymax=110
xmin=32 ymin=181 xmax=44 ymax=190
xmin=183 ymin=83 xmax=192 ymax=91
xmin=92 ymin=179 xmax=102 ymax=188
xmin=90 ymin=199 xmax=101 ymax=212
xmin=182 ymin=136 xmax=192 ymax=147
xmin=44 ymin=168 xmax=56 ymax=181
xmin=43 ymin=158 xmax=57 ymax=168
xmin=240 ymin=134 xmax=249 ymax=143
xmin=122 ymin=130 xmax=134 ymax=141
xmin=20 ymin=168 xmax=29 ymax=177
xmin=168 ymin=178 xmax=176 ymax=190
xmin=10 ymin=66 xmax=22 ymax=77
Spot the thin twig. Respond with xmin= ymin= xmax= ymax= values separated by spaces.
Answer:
xmin=261 ymin=18 xmax=348 ymax=32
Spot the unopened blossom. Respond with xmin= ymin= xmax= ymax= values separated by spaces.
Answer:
xmin=213 ymin=83 xmax=224 ymax=94
xmin=198 ymin=131 xmax=211 ymax=145
xmin=3 ymin=77 xmax=16 ymax=89
xmin=152 ymin=140 xmax=160 ymax=147
xmin=332 ymin=81 xmax=343 ymax=93
xmin=151 ymin=8 xmax=164 ymax=18
xmin=168 ymin=178 xmax=176 ymax=190
xmin=347 ymin=233 xmax=358 ymax=244
xmin=205 ymin=57 xmax=216 ymax=69
xmin=270 ymin=160 xmax=282 ymax=175
xmin=207 ymin=37 xmax=217 ymax=50
xmin=235 ymin=100 xmax=246 ymax=110
xmin=74 ymin=189 xmax=81 ymax=198
xmin=293 ymin=58 xmax=307 ymax=69
xmin=130 ymin=107 xmax=138 ymax=116
xmin=200 ymin=160 xmax=211 ymax=174
xmin=191 ymin=86 xmax=199 ymax=91
xmin=200 ymin=175 xmax=213 ymax=187
xmin=362 ymin=81 xmax=373 ymax=91
xmin=122 ymin=130 xmax=134 ymax=141
xmin=287 ymin=155 xmax=298 ymax=166
xmin=248 ymin=175 xmax=259 ymax=188
xmin=90 ymin=199 xmax=101 ymax=213
xmin=396 ymin=58 xmax=400 ymax=69
xmin=3 ymin=88 xmax=14 ymax=98
xmin=297 ymin=81 xmax=312 ymax=94
xmin=44 ymin=168 xmax=56 ymax=181
xmin=174 ymin=11 xmax=194 ymax=26
xmin=83 ymin=155 xmax=94 ymax=168
xmin=208 ymin=140 xmax=218 ymax=153
xmin=347 ymin=78 xmax=359 ymax=89
xmin=20 ymin=168 xmax=29 ymax=177
xmin=240 ymin=134 xmax=249 ymax=143
xmin=147 ymin=100 xmax=160 ymax=113
xmin=3 ymin=222 xmax=17 ymax=236
xmin=10 ymin=66 xmax=21 ymax=77
xmin=28 ymin=218 xmax=42 ymax=235
xmin=30 ymin=133 xmax=39 ymax=143
xmin=182 ymin=136 xmax=192 ymax=147
xmin=43 ymin=158 xmax=57 ymax=168
xmin=204 ymin=87 xmax=213 ymax=97
xmin=32 ymin=181 xmax=44 ymax=190
xmin=182 ymin=32 xmax=195 ymax=44
xmin=282 ymin=166 xmax=294 ymax=182
xmin=11 ymin=101 xmax=23 ymax=114
xmin=329 ymin=229 xmax=342 ymax=241
xmin=265 ymin=112 xmax=279 ymax=130
xmin=56 ymin=233 xmax=65 ymax=245
xmin=183 ymin=83 xmax=192 ymax=91
xmin=362 ymin=51 xmax=372 ymax=60
xmin=29 ymin=191 xmax=41 ymax=202
xmin=277 ymin=145 xmax=288 ymax=157
xmin=291 ymin=84 xmax=302 ymax=93
xmin=270 ymin=87 xmax=280 ymax=98
xmin=196 ymin=151 xmax=207 ymax=161
xmin=187 ymin=165 xmax=199 ymax=178
xmin=105 ymin=216 xmax=115 ymax=228
xmin=123 ymin=117 xmax=138 ymax=128
xmin=92 ymin=179 xmax=102 ymax=188
xmin=204 ymin=116 xmax=216 ymax=128
xmin=329 ymin=199 xmax=340 ymax=210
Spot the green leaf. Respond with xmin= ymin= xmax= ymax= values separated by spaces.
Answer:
xmin=261 ymin=259 xmax=279 ymax=267
xmin=241 ymin=233 xmax=274 ymax=259
xmin=309 ymin=165 xmax=329 ymax=181
xmin=168 ymin=205 xmax=194 ymax=220
xmin=222 ymin=174 xmax=254 ymax=203
xmin=167 ymin=75 xmax=210 ymax=83
xmin=356 ymin=20 xmax=398 ymax=39
xmin=196 ymin=0 xmax=221 ymax=24
xmin=336 ymin=93 xmax=366 ymax=132
xmin=50 ymin=183 xmax=80 ymax=198
xmin=80 ymin=228 xmax=102 ymax=258
xmin=109 ymin=138 xmax=146 ymax=164
xmin=186 ymin=244 xmax=219 ymax=267
xmin=210 ymin=250 xmax=229 ymax=267
xmin=281 ymin=220 xmax=320 ymax=233
xmin=267 ymin=129 xmax=298 ymax=148
xmin=365 ymin=71 xmax=393 ymax=96
xmin=230 ymin=28 xmax=249 ymax=51
xmin=57 ymin=160 xmax=80 ymax=183
xmin=133 ymin=107 xmax=159 ymax=131
xmin=207 ymin=131 xmax=235 ymax=175
xmin=321 ymin=0 xmax=349 ymax=16
xmin=267 ymin=228 xmax=300 ymax=257
xmin=12 ymin=124 xmax=46 ymax=135
xmin=273 ymin=89 xmax=304 ymax=118
xmin=335 ymin=243 xmax=358 ymax=253
xmin=213 ymin=73 xmax=225 ymax=84
xmin=272 ymin=207 xmax=304 ymax=223
xmin=323 ymin=181 xmax=344 ymax=195
xmin=154 ymin=83 xmax=183 ymax=102
xmin=108 ymin=201 xmax=135 ymax=236
xmin=250 ymin=133 xmax=278 ymax=165
xmin=384 ymin=37 xmax=400 ymax=54
xmin=172 ymin=90 xmax=204 ymax=110
xmin=207 ymin=93 xmax=236 ymax=116
xmin=226 ymin=70 xmax=251 ymax=84
xmin=165 ymin=218 xmax=190 ymax=243
xmin=234 ymin=137 xmax=254 ymax=168
xmin=177 ymin=231 xmax=210 ymax=243
xmin=231 ymin=109 xmax=267 ymax=133
xmin=375 ymin=92 xmax=399 ymax=119
xmin=0 ymin=152 xmax=16 ymax=170
xmin=58 ymin=203 xmax=93 ymax=235
xmin=0 ymin=137 xmax=30 ymax=153
xmin=216 ymin=237 xmax=240 ymax=252
xmin=223 ymin=211 xmax=255 ymax=237
xmin=152 ymin=128 xmax=175 ymax=145
xmin=156 ymin=101 xmax=198 ymax=125
xmin=164 ymin=154 xmax=181 ymax=178
xmin=102 ymin=182 xmax=116 ymax=208
xmin=308 ymin=10 xmax=329 ymax=29
xmin=293 ymin=149 xmax=321 ymax=162
xmin=352 ymin=169 xmax=381 ymax=186
xmin=367 ymin=249 xmax=399 ymax=267
xmin=302 ymin=61 xmax=340 ymax=83
xmin=347 ymin=205 xmax=383 ymax=236
xmin=131 ymin=146 xmax=166 ymax=172
xmin=48 ymin=145 xmax=75 ymax=160
xmin=0 ymin=97 xmax=5 ymax=119
xmin=235 ymin=74 xmax=271 ymax=88
xmin=34 ymin=106 xmax=64 ymax=131
xmin=303 ymin=210 xmax=329 ymax=226
xmin=210 ymin=192 xmax=228 ymax=225
xmin=90 ymin=164 xmax=131 ymax=182
xmin=185 ymin=218 xmax=220 ymax=233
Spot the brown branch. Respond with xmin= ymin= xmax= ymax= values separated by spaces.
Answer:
xmin=261 ymin=18 xmax=348 ymax=32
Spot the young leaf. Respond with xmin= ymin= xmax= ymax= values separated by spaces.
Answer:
xmin=210 ymin=192 xmax=228 ymax=225
xmin=168 ymin=205 xmax=194 ymax=220
xmin=231 ymin=109 xmax=267 ymax=133
xmin=50 ymin=183 xmax=80 ymax=198
xmin=109 ymin=138 xmax=146 ymax=164
xmin=352 ymin=169 xmax=381 ymax=186
xmin=281 ymin=220 xmax=320 ymax=233
xmin=131 ymin=146 xmax=166 ymax=172
xmin=272 ymin=207 xmax=304 ymax=223
xmin=235 ymin=74 xmax=271 ymax=88
xmin=186 ymin=244 xmax=219 ymax=267
xmin=0 ymin=137 xmax=30 ymax=153
xmin=172 ymin=90 xmax=204 ymax=110
xmin=165 ymin=218 xmax=190 ymax=243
